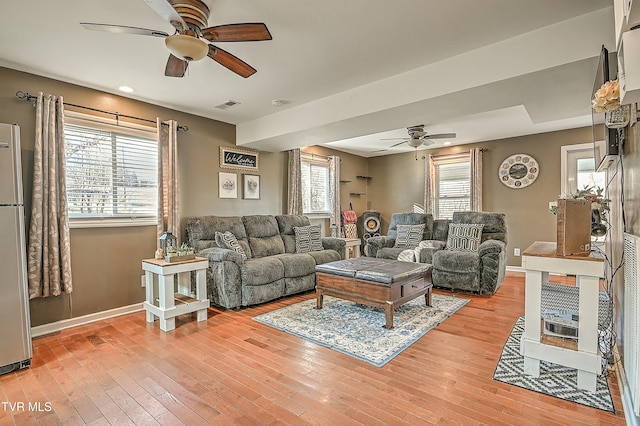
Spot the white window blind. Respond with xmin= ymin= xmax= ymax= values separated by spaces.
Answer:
xmin=434 ymin=154 xmax=471 ymax=219
xmin=301 ymin=156 xmax=331 ymax=214
xmin=63 ymin=121 xmax=158 ymax=224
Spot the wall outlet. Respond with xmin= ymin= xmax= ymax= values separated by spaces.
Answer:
xmin=514 ymin=248 xmax=521 ymax=256
xmin=141 ymin=275 xmax=146 ymax=287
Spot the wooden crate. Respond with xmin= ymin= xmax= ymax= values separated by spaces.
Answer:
xmin=556 ymin=198 xmax=592 ymax=256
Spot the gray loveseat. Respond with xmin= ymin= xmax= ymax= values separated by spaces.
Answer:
xmin=365 ymin=211 xmax=508 ymax=294
xmin=185 ymin=214 xmax=345 ymax=309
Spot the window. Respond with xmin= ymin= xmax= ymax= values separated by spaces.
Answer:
xmin=561 ymin=142 xmax=606 ymax=196
xmin=301 ymin=155 xmax=331 ymax=215
xmin=433 ymin=153 xmax=471 ymax=219
xmin=63 ymin=115 xmax=158 ymax=227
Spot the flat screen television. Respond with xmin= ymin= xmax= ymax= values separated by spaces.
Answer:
xmin=592 ymin=45 xmax=620 ymax=172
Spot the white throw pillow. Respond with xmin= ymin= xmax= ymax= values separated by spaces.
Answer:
xmin=215 ymin=230 xmax=247 ymax=260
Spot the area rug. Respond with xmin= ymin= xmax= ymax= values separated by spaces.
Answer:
xmin=493 ymin=317 xmax=614 ymax=412
xmin=253 ymin=294 xmax=469 ymax=367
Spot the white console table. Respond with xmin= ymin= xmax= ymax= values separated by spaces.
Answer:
xmin=142 ymin=257 xmax=209 ymax=332
xmin=520 ymin=241 xmax=604 ymax=392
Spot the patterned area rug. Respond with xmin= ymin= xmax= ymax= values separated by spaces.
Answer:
xmin=253 ymin=294 xmax=469 ymax=367
xmin=493 ymin=317 xmax=614 ymax=412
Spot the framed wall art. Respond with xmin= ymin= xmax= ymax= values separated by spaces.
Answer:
xmin=218 ymin=172 xmax=238 ymax=199
xmin=498 ymin=154 xmax=539 ymax=189
xmin=242 ymin=174 xmax=260 ymax=200
xmin=220 ymin=147 xmax=259 ymax=171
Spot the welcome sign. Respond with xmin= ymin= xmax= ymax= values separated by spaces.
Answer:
xmin=220 ymin=147 xmax=259 ymax=171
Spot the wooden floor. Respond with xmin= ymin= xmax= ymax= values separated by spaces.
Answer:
xmin=0 ymin=272 xmax=626 ymax=425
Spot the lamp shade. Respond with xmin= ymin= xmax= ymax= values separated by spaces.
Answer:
xmin=164 ymin=34 xmax=209 ymax=61
xmin=407 ymin=138 xmax=423 ymax=148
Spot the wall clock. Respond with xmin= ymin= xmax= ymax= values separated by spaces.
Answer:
xmin=498 ymin=154 xmax=539 ymax=188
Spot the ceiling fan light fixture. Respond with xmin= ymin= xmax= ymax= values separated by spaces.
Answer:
xmin=164 ymin=34 xmax=208 ymax=61
xmin=407 ymin=138 xmax=423 ymax=148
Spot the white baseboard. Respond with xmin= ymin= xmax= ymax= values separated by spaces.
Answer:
xmin=31 ymin=303 xmax=143 ymax=338
xmin=506 ymin=265 xmax=525 ymax=273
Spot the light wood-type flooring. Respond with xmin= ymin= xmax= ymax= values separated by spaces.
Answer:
xmin=0 ymin=272 xmax=626 ymax=425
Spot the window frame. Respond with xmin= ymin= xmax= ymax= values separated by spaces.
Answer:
xmin=64 ymin=112 xmax=158 ymax=229
xmin=432 ymin=152 xmax=471 ymax=220
xmin=300 ymin=154 xmax=332 ymax=218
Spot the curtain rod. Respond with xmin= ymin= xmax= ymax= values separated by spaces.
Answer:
xmin=301 ymin=151 xmax=333 ymax=160
xmin=15 ymin=91 xmax=188 ymax=132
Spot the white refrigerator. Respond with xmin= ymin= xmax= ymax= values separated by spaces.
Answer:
xmin=0 ymin=123 xmax=32 ymax=375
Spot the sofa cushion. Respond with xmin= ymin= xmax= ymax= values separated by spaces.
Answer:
xmin=293 ymin=224 xmax=324 ymax=253
xmin=446 ymin=223 xmax=484 ymax=252
xmin=305 ymin=249 xmax=341 ymax=265
xmin=393 ymin=224 xmax=425 ymax=249
xmin=242 ymin=215 xmax=285 ymax=258
xmin=273 ymin=253 xmax=316 ymax=277
xmin=240 ymin=257 xmax=284 ymax=286
xmin=376 ymin=247 xmax=408 ymax=260
xmin=433 ymin=249 xmax=480 ymax=274
xmin=275 ymin=214 xmax=311 ymax=253
xmin=452 ymin=211 xmax=507 ymax=244
xmin=215 ymin=231 xmax=247 ymax=260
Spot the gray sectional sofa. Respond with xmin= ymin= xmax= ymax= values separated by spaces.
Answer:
xmin=185 ymin=214 xmax=345 ymax=309
xmin=365 ymin=211 xmax=508 ymax=295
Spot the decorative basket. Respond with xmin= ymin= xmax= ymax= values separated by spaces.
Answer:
xmin=164 ymin=253 xmax=196 ymax=263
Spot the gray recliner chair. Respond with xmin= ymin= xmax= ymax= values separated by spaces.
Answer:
xmin=431 ymin=211 xmax=508 ymax=295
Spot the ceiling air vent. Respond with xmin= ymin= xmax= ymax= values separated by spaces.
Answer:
xmin=215 ymin=100 xmax=241 ymax=110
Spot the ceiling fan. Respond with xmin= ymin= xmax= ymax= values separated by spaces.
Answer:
xmin=80 ymin=0 xmax=271 ymax=78
xmin=376 ymin=124 xmax=456 ymax=152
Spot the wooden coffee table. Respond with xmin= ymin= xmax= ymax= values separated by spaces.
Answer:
xmin=315 ymin=257 xmax=433 ymax=329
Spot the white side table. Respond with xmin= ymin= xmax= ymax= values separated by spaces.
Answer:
xmin=142 ymin=257 xmax=209 ymax=332
xmin=340 ymin=238 xmax=361 ymax=259
xmin=520 ymin=241 xmax=604 ymax=392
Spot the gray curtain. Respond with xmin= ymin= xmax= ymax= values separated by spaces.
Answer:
xmin=329 ymin=155 xmax=341 ymax=235
xmin=287 ymin=148 xmax=303 ymax=215
xmin=470 ymin=148 xmax=483 ymax=211
xmin=157 ymin=119 xmax=180 ymax=244
xmin=423 ymin=154 xmax=436 ymax=216
xmin=28 ymin=93 xmax=73 ymax=298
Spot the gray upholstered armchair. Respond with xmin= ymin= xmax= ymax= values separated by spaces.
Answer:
xmin=431 ymin=211 xmax=507 ymax=295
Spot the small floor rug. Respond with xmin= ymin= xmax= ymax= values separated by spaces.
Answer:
xmin=493 ymin=317 xmax=614 ymax=412
xmin=253 ymin=294 xmax=469 ymax=367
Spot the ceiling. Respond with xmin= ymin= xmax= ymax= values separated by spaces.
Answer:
xmin=0 ymin=0 xmax=615 ymax=157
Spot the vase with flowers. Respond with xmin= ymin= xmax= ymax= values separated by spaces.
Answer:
xmin=549 ymin=186 xmax=610 ymax=237
xmin=592 ymin=79 xmax=630 ymax=128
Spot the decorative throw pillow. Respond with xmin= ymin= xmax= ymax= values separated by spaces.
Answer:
xmin=393 ymin=224 xmax=425 ymax=249
xmin=445 ymin=223 xmax=484 ymax=252
xmin=215 ymin=231 xmax=247 ymax=260
xmin=293 ymin=225 xmax=324 ymax=253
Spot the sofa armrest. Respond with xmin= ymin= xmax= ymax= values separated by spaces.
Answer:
xmin=197 ymin=247 xmax=243 ymax=309
xmin=198 ymin=247 xmax=244 ymax=265
xmin=321 ymin=237 xmax=347 ymax=258
xmin=364 ymin=236 xmax=395 ymax=258
xmin=415 ymin=240 xmax=446 ymax=264
xmin=478 ymin=240 xmax=507 ymax=294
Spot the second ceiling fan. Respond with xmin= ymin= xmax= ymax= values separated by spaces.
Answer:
xmin=378 ymin=124 xmax=456 ymax=152
xmin=81 ymin=0 xmax=271 ymax=78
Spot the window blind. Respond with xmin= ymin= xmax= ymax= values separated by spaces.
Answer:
xmin=434 ymin=157 xmax=471 ymax=219
xmin=64 ymin=123 xmax=158 ymax=220
xmin=301 ymin=159 xmax=331 ymax=214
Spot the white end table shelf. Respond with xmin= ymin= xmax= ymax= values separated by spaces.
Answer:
xmin=142 ymin=257 xmax=209 ymax=332
xmin=520 ymin=241 xmax=604 ymax=392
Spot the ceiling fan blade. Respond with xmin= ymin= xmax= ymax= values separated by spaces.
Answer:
xmin=371 ymin=149 xmax=389 ymax=153
xmin=165 ymin=54 xmax=188 ymax=77
xmin=80 ymin=23 xmax=168 ymax=37
xmin=202 ymin=23 xmax=272 ymax=42
xmin=388 ymin=140 xmax=409 ymax=148
xmin=144 ymin=0 xmax=187 ymax=31
xmin=423 ymin=133 xmax=457 ymax=139
xmin=208 ymin=45 xmax=256 ymax=78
